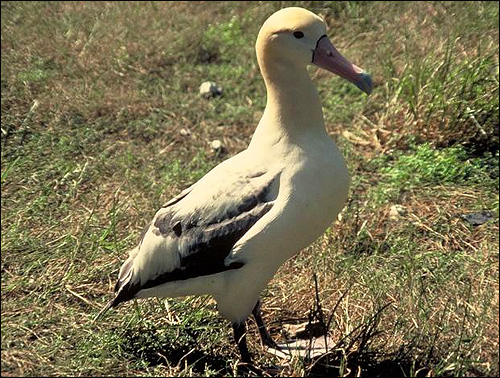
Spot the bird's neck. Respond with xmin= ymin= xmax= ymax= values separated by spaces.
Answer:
xmin=250 ymin=61 xmax=326 ymax=148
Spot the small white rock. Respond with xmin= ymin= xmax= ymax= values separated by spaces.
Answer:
xmin=210 ymin=139 xmax=223 ymax=152
xmin=199 ymin=81 xmax=223 ymax=98
xmin=389 ymin=204 xmax=407 ymax=219
xmin=179 ymin=128 xmax=191 ymax=136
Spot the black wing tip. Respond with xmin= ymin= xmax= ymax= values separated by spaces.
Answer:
xmin=93 ymin=284 xmax=137 ymax=323
xmin=92 ymin=299 xmax=116 ymax=323
xmin=228 ymin=261 xmax=245 ymax=270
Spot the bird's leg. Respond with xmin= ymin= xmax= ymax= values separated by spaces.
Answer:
xmin=252 ymin=299 xmax=280 ymax=349
xmin=232 ymin=322 xmax=252 ymax=364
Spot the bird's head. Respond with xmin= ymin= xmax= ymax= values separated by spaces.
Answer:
xmin=256 ymin=7 xmax=372 ymax=95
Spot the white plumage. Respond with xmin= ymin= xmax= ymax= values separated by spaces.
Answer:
xmin=97 ymin=7 xmax=372 ymax=363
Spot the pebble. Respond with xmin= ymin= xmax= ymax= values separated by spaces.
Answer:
xmin=199 ymin=81 xmax=223 ymax=98
xmin=389 ymin=204 xmax=407 ymax=219
xmin=179 ymin=128 xmax=191 ymax=136
xmin=210 ymin=139 xmax=223 ymax=152
xmin=461 ymin=211 xmax=494 ymax=226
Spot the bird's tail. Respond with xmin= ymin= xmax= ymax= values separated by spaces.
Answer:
xmin=92 ymin=280 xmax=137 ymax=324
xmin=93 ymin=250 xmax=139 ymax=324
xmin=92 ymin=299 xmax=115 ymax=323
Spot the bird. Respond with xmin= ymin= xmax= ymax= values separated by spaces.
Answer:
xmin=95 ymin=6 xmax=372 ymax=364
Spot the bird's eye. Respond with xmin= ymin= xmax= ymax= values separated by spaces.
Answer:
xmin=293 ymin=31 xmax=304 ymax=39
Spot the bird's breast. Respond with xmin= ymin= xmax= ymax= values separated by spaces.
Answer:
xmin=280 ymin=142 xmax=350 ymax=247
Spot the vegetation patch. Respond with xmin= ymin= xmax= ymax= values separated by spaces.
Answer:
xmin=2 ymin=1 xmax=498 ymax=377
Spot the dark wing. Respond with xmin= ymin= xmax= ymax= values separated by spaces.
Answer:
xmin=96 ymin=169 xmax=279 ymax=318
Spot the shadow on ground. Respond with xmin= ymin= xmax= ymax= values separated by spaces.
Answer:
xmin=115 ymin=301 xmax=460 ymax=377
xmin=118 ymin=324 xmax=438 ymax=377
xmin=305 ymin=350 xmax=431 ymax=377
xmin=120 ymin=325 xmax=234 ymax=376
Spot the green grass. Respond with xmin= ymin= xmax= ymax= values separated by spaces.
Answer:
xmin=2 ymin=1 xmax=498 ymax=377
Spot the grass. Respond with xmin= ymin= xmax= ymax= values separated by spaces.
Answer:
xmin=1 ymin=1 xmax=498 ymax=377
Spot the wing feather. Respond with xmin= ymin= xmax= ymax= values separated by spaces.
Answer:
xmin=100 ymin=168 xmax=280 ymax=314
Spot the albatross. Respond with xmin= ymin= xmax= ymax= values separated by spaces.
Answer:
xmin=96 ymin=7 xmax=372 ymax=364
